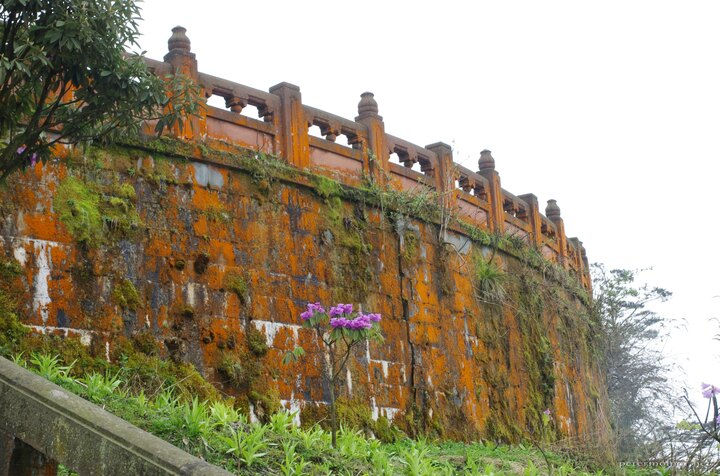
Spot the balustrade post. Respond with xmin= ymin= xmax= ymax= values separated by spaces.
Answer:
xmin=477 ymin=150 xmax=505 ymax=233
xmin=546 ymin=199 xmax=568 ymax=265
xmin=425 ymin=142 xmax=456 ymax=210
xmin=518 ymin=194 xmax=542 ymax=247
xmin=355 ymin=92 xmax=389 ymax=183
xmin=568 ymin=237 xmax=582 ymax=270
xmin=269 ymin=82 xmax=309 ymax=168
xmin=569 ymin=237 xmax=592 ymax=290
xmin=577 ymin=240 xmax=592 ymax=292
xmin=163 ymin=26 xmax=206 ymax=140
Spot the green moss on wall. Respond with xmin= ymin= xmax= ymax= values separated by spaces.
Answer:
xmin=0 ymin=258 xmax=22 ymax=279
xmin=312 ymin=175 xmax=343 ymax=200
xmin=112 ymin=279 xmax=140 ymax=310
xmin=245 ymin=327 xmax=268 ymax=357
xmin=0 ymin=291 xmax=28 ymax=352
xmin=0 ymin=257 xmax=28 ymax=353
xmin=223 ymin=271 xmax=248 ymax=302
xmin=54 ymin=176 xmax=142 ymax=247
xmin=217 ymin=350 xmax=261 ymax=389
xmin=249 ymin=388 xmax=281 ymax=423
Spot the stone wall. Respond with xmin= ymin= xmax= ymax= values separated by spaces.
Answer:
xmin=0 ymin=26 xmax=608 ymax=442
xmin=0 ymin=138 xmax=607 ymax=441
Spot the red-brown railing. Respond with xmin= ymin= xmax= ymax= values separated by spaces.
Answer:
xmin=155 ymin=27 xmax=591 ymax=289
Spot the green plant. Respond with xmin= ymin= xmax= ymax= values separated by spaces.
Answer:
xmin=269 ymin=409 xmax=296 ymax=435
xmin=0 ymin=0 xmax=200 ymax=180
xmin=336 ymin=426 xmax=368 ymax=459
xmin=401 ymin=445 xmax=435 ymax=476
xmin=209 ymin=400 xmax=241 ymax=428
xmin=29 ymin=353 xmax=74 ymax=384
xmin=279 ymin=440 xmax=309 ymax=476
xmin=178 ymin=396 xmax=210 ymax=439
xmin=220 ymin=424 xmax=268 ymax=469
xmin=472 ymin=255 xmax=507 ymax=305
xmin=294 ymin=424 xmax=331 ymax=453
xmin=249 ymin=389 xmax=282 ymax=422
xmin=81 ymin=371 xmax=123 ymax=402
xmin=202 ymin=204 xmax=231 ymax=223
xmin=154 ymin=389 xmax=180 ymax=412
xmin=369 ymin=442 xmax=394 ymax=476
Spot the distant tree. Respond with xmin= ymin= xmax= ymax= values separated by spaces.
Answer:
xmin=591 ymin=264 xmax=677 ymax=459
xmin=0 ymin=0 xmax=198 ymax=180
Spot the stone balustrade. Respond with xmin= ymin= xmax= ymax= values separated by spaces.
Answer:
xmin=154 ymin=26 xmax=590 ymax=288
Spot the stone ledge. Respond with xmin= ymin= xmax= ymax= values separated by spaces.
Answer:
xmin=0 ymin=356 xmax=232 ymax=475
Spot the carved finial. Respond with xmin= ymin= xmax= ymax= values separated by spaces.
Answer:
xmin=545 ymin=199 xmax=561 ymax=220
xmin=478 ymin=149 xmax=495 ymax=172
xmin=358 ymin=92 xmax=379 ymax=116
xmin=168 ymin=26 xmax=191 ymax=54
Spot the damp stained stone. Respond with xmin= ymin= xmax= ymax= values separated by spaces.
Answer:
xmin=56 ymin=309 xmax=70 ymax=328
xmin=194 ymin=253 xmax=210 ymax=274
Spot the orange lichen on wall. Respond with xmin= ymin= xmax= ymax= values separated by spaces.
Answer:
xmin=0 ymin=146 xmax=609 ymax=443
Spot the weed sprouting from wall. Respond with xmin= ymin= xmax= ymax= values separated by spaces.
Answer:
xmin=472 ymin=254 xmax=507 ymax=305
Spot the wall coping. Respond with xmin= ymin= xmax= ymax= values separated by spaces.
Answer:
xmin=0 ymin=356 xmax=232 ymax=475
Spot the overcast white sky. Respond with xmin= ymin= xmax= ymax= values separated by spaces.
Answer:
xmin=136 ymin=1 xmax=720 ymax=411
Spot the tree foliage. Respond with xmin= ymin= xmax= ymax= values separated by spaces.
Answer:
xmin=592 ymin=264 xmax=676 ymax=459
xmin=0 ymin=0 xmax=198 ymax=180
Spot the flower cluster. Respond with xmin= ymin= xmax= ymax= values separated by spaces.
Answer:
xmin=299 ymin=302 xmax=382 ymax=331
xmin=330 ymin=312 xmax=381 ymax=330
xmin=702 ymin=382 xmax=720 ymax=399
xmin=329 ymin=303 xmax=353 ymax=317
xmin=300 ymin=302 xmax=325 ymax=321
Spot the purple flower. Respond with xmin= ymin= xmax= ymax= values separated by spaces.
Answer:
xmin=300 ymin=302 xmax=325 ymax=321
xmin=330 ymin=315 xmax=372 ymax=330
xmin=30 ymin=153 xmax=37 ymax=166
xmin=543 ymin=408 xmax=551 ymax=416
xmin=16 ymin=145 xmax=26 ymax=155
xmin=329 ymin=303 xmax=352 ymax=317
xmin=702 ymin=382 xmax=720 ymax=399
xmin=329 ymin=317 xmax=347 ymax=328
xmin=366 ymin=313 xmax=382 ymax=323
